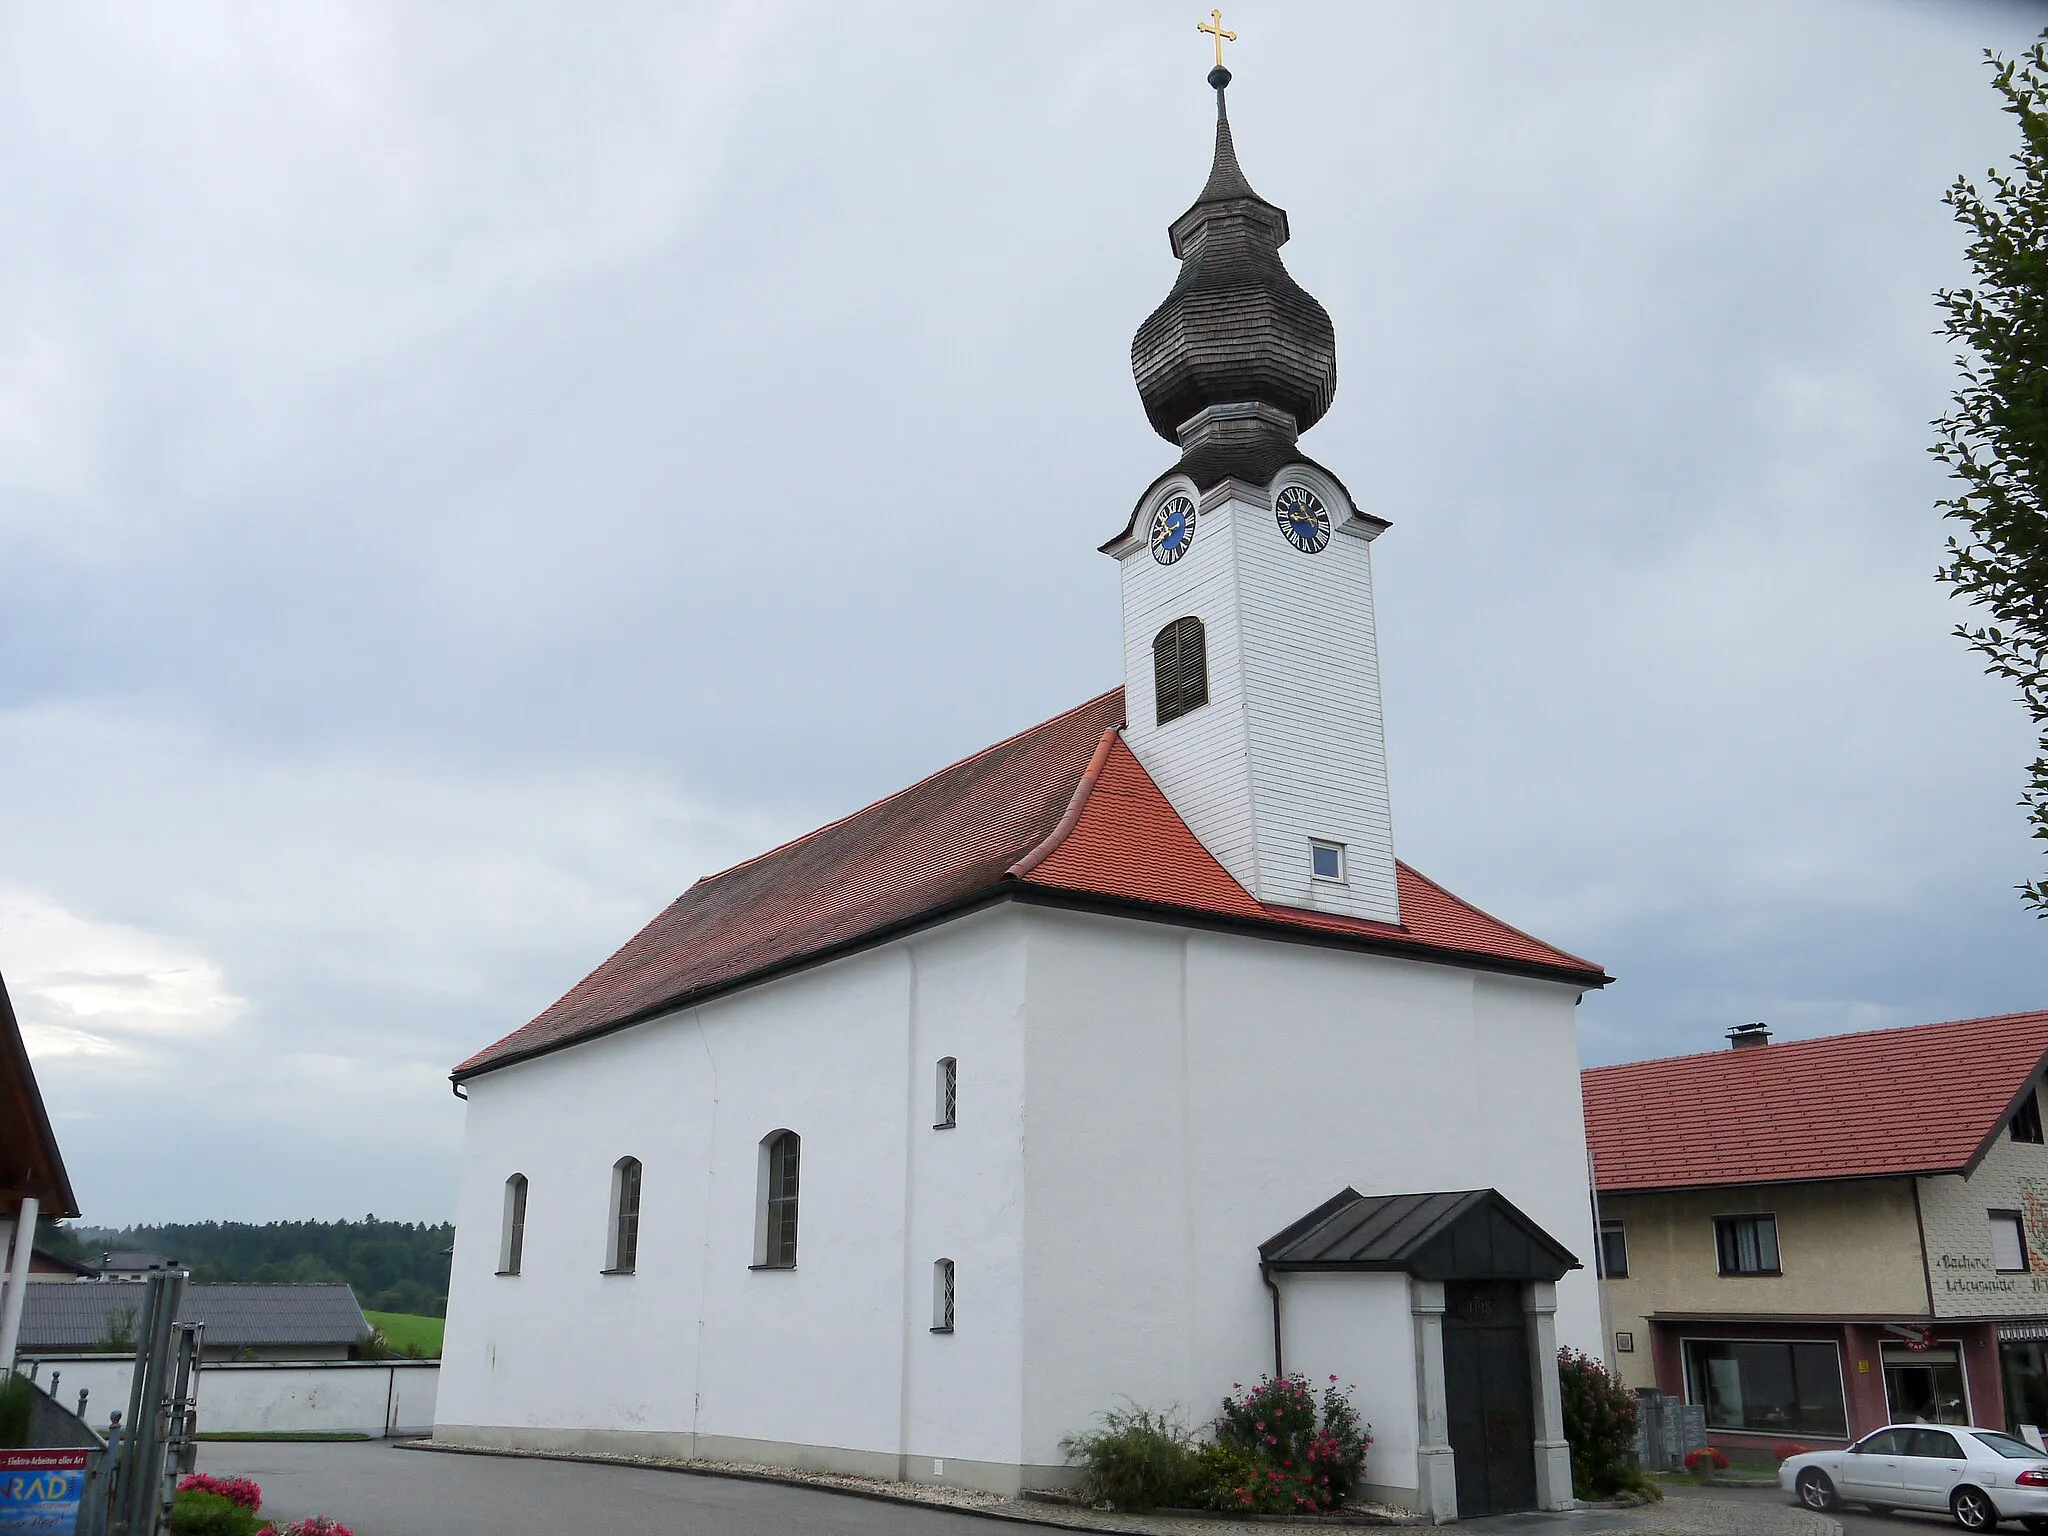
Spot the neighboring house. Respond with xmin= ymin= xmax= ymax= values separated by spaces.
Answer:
xmin=93 ymin=1251 xmax=181 ymax=1280
xmin=1583 ymin=1011 xmax=2048 ymax=1453
xmin=28 ymin=1248 xmax=99 ymax=1279
xmin=437 ymin=63 xmax=1611 ymax=1525
xmin=18 ymin=1282 xmax=370 ymax=1362
xmin=0 ymin=964 xmax=82 ymax=1370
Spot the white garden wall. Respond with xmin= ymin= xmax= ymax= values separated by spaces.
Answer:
xmin=19 ymin=1357 xmax=438 ymax=1437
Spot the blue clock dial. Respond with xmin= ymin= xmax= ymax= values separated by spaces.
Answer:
xmin=1275 ymin=485 xmax=1331 ymax=554
xmin=1150 ymin=495 xmax=1197 ymax=565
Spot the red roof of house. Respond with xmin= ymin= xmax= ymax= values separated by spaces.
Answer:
xmin=1583 ymin=1010 xmax=2048 ymax=1194
xmin=455 ymin=689 xmax=1606 ymax=1079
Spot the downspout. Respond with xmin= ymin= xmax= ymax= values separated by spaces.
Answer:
xmin=1260 ymin=1263 xmax=1284 ymax=1380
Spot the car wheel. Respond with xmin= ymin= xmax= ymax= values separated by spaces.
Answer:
xmin=1796 ymin=1469 xmax=1838 ymax=1512
xmin=1952 ymin=1484 xmax=2000 ymax=1531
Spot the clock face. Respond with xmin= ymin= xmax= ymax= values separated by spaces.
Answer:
xmin=1150 ymin=495 xmax=1197 ymax=565
xmin=1275 ymin=486 xmax=1331 ymax=554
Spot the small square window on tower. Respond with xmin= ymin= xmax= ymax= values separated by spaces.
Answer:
xmin=1310 ymin=840 xmax=1346 ymax=883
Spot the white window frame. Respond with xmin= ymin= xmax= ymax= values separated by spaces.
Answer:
xmin=752 ymin=1130 xmax=800 ymax=1270
xmin=1310 ymin=839 xmax=1347 ymax=884
xmin=498 ymin=1173 xmax=528 ymax=1276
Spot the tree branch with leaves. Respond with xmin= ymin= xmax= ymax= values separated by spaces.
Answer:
xmin=1936 ymin=33 xmax=2048 ymax=915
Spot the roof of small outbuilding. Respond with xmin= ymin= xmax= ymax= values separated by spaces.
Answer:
xmin=454 ymin=689 xmax=1607 ymax=1081
xmin=1259 ymin=1188 xmax=1582 ymax=1282
xmin=1583 ymin=1010 xmax=2048 ymax=1195
xmin=0 ymin=966 xmax=80 ymax=1221
xmin=18 ymin=1282 xmax=368 ymax=1352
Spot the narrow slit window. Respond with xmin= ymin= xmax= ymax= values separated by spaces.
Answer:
xmin=935 ymin=1057 xmax=957 ymax=1129
xmin=755 ymin=1131 xmax=800 ymax=1269
xmin=1152 ymin=616 xmax=1209 ymax=726
xmin=932 ymin=1258 xmax=956 ymax=1333
xmin=606 ymin=1157 xmax=642 ymax=1274
xmin=498 ymin=1174 xmax=528 ymax=1276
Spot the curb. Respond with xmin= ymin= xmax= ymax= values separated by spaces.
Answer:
xmin=388 ymin=1440 xmax=1421 ymax=1531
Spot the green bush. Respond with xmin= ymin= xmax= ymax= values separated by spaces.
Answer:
xmin=1558 ymin=1347 xmax=1639 ymax=1498
xmin=169 ymin=1490 xmax=260 ymax=1536
xmin=0 ymin=1374 xmax=32 ymax=1449
xmin=1058 ymin=1405 xmax=1204 ymax=1511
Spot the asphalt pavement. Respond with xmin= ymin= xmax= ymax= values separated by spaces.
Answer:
xmin=195 ymin=1440 xmax=1000 ymax=1536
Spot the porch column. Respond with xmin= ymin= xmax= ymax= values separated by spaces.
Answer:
xmin=1410 ymin=1277 xmax=1457 ymax=1523
xmin=1526 ymin=1280 xmax=1573 ymax=1511
xmin=0 ymin=1197 xmax=39 ymax=1372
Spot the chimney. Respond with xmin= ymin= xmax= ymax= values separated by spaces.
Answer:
xmin=1727 ymin=1022 xmax=1772 ymax=1050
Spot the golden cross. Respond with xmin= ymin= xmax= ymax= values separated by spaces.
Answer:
xmin=1198 ymin=9 xmax=1237 ymax=70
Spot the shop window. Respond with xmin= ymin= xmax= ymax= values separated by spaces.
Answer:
xmin=1682 ymin=1338 xmax=1846 ymax=1438
xmin=1884 ymin=1348 xmax=1970 ymax=1426
xmin=1596 ymin=1219 xmax=1628 ymax=1279
xmin=1993 ymin=1211 xmax=2029 ymax=1273
xmin=2014 ymin=1093 xmax=2044 ymax=1144
xmin=1714 ymin=1214 xmax=1780 ymax=1276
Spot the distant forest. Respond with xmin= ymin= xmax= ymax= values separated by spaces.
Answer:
xmin=45 ymin=1219 xmax=455 ymax=1318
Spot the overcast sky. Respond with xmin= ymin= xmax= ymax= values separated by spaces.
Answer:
xmin=4 ymin=0 xmax=2045 ymax=1226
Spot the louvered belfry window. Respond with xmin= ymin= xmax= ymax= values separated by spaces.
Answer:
xmin=1153 ymin=616 xmax=1209 ymax=726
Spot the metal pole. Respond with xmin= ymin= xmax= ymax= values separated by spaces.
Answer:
xmin=0 ymin=1196 xmax=40 ymax=1371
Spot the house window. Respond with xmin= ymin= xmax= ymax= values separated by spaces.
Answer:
xmin=498 ymin=1174 xmax=528 ymax=1276
xmin=1714 ymin=1214 xmax=1780 ymax=1276
xmin=932 ymin=1259 xmax=955 ymax=1333
xmin=1993 ymin=1211 xmax=2030 ymax=1273
xmin=605 ymin=1158 xmax=641 ymax=1275
xmin=935 ymin=1057 xmax=957 ymax=1130
xmin=2014 ymin=1093 xmax=2044 ymax=1144
xmin=1310 ymin=840 xmax=1346 ymax=883
xmin=755 ymin=1131 xmax=800 ymax=1269
xmin=1596 ymin=1219 xmax=1628 ymax=1279
xmin=1153 ymin=617 xmax=1208 ymax=726
xmin=1682 ymin=1338 xmax=1846 ymax=1437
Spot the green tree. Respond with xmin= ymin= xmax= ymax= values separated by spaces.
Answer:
xmin=1937 ymin=32 xmax=2048 ymax=914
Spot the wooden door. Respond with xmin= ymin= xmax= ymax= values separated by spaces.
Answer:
xmin=1442 ymin=1280 xmax=1537 ymax=1518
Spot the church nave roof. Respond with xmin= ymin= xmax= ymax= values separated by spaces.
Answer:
xmin=453 ymin=692 xmax=1606 ymax=1082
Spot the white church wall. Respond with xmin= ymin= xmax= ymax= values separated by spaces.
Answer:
xmin=1274 ymin=1273 xmax=1418 ymax=1489
xmin=1014 ymin=907 xmax=1598 ymax=1501
xmin=439 ymin=908 xmax=1036 ymax=1485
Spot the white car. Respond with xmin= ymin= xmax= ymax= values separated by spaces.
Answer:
xmin=1781 ymin=1425 xmax=2048 ymax=1530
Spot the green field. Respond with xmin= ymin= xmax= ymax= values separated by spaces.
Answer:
xmin=363 ymin=1310 xmax=443 ymax=1357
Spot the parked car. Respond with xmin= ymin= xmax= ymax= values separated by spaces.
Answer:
xmin=1781 ymin=1425 xmax=2048 ymax=1530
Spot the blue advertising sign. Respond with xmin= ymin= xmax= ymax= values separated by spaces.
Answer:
xmin=0 ymin=1450 xmax=87 ymax=1534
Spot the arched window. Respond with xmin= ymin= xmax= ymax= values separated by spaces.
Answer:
xmin=932 ymin=1258 xmax=956 ymax=1333
xmin=754 ymin=1131 xmax=800 ymax=1269
xmin=605 ymin=1157 xmax=641 ymax=1274
xmin=1153 ymin=616 xmax=1208 ymax=726
xmin=498 ymin=1174 xmax=528 ymax=1276
xmin=935 ymin=1057 xmax=957 ymax=1130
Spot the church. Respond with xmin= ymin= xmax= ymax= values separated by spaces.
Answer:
xmin=437 ymin=44 xmax=1609 ymax=1524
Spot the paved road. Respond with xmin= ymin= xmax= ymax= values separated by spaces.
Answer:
xmin=1665 ymin=1480 xmax=2048 ymax=1534
xmin=195 ymin=1442 xmax=999 ymax=1536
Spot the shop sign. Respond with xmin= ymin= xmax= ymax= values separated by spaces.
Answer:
xmin=0 ymin=1450 xmax=87 ymax=1534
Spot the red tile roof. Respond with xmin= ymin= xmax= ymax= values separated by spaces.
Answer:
xmin=1583 ymin=1010 xmax=2048 ymax=1194
xmin=455 ymin=690 xmax=1607 ymax=1079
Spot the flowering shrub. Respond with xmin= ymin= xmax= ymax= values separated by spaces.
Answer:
xmin=1772 ymin=1442 xmax=1811 ymax=1464
xmin=1209 ymin=1374 xmax=1372 ymax=1513
xmin=1683 ymin=1446 xmax=1731 ymax=1476
xmin=275 ymin=1520 xmax=355 ymax=1536
xmin=167 ymin=1490 xmax=258 ymax=1536
xmin=1557 ymin=1347 xmax=1638 ymax=1497
xmin=177 ymin=1474 xmax=261 ymax=1511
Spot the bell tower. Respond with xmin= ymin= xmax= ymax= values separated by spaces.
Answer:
xmin=1101 ymin=54 xmax=1398 ymax=924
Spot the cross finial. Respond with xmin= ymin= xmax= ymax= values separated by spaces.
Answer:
xmin=1198 ymin=9 xmax=1237 ymax=71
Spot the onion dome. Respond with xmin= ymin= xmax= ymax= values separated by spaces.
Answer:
xmin=1131 ymin=66 xmax=1337 ymax=467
